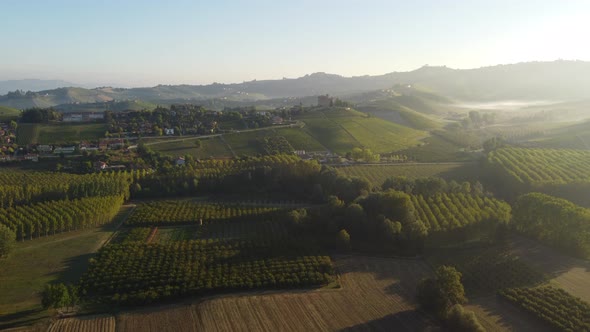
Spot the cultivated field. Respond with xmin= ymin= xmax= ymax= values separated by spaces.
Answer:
xmin=49 ymin=256 xmax=435 ymax=331
xmin=508 ymin=235 xmax=590 ymax=303
xmin=466 ymin=296 xmax=554 ymax=332
xmin=47 ymin=315 xmax=115 ymax=332
xmin=297 ymin=109 xmax=427 ymax=155
xmin=337 ymin=163 xmax=469 ymax=187
xmin=16 ymin=123 xmax=105 ymax=145
xmin=149 ymin=137 xmax=232 ymax=158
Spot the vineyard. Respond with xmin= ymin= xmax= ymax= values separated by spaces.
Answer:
xmin=0 ymin=195 xmax=124 ymax=241
xmin=125 ymin=201 xmax=284 ymax=226
xmin=411 ymin=192 xmax=511 ymax=233
xmin=337 ymin=163 xmax=466 ymax=187
xmin=488 ymin=147 xmax=590 ymax=184
xmin=500 ymin=286 xmax=590 ymax=331
xmin=79 ymin=240 xmax=334 ymax=305
xmin=258 ymin=136 xmax=294 ymax=155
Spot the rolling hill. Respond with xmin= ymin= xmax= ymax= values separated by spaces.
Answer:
xmin=2 ymin=61 xmax=589 ymax=110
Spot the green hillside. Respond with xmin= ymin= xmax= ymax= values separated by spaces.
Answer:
xmin=356 ymin=99 xmax=441 ymax=130
xmin=0 ymin=106 xmax=20 ymax=120
xmin=297 ymin=107 xmax=427 ymax=154
xmin=16 ymin=123 xmax=105 ymax=145
xmin=57 ymin=100 xmax=157 ymax=113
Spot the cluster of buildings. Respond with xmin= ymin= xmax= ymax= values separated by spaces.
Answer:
xmin=62 ymin=112 xmax=105 ymax=122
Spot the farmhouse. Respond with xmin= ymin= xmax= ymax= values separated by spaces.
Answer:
xmin=165 ymin=128 xmax=175 ymax=135
xmin=272 ymin=116 xmax=284 ymax=125
xmin=63 ymin=113 xmax=83 ymax=122
xmin=318 ymin=94 xmax=333 ymax=107
xmin=36 ymin=145 xmax=53 ymax=153
xmin=54 ymin=146 xmax=76 ymax=154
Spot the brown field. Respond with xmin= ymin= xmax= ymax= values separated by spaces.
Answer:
xmin=43 ymin=252 xmax=557 ymax=331
xmin=47 ymin=315 xmax=115 ymax=332
xmin=466 ymin=296 xmax=554 ymax=332
xmin=49 ymin=256 xmax=434 ymax=331
xmin=508 ymin=235 xmax=590 ymax=303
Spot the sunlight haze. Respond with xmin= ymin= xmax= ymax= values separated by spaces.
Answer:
xmin=2 ymin=0 xmax=590 ymax=87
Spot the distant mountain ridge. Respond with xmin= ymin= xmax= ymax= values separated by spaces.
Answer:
xmin=0 ymin=79 xmax=84 ymax=95
xmin=1 ymin=61 xmax=589 ymax=109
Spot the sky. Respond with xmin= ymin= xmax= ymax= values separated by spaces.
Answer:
xmin=1 ymin=0 xmax=590 ymax=87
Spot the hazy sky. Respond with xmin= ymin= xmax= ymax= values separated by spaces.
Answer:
xmin=2 ymin=0 xmax=589 ymax=87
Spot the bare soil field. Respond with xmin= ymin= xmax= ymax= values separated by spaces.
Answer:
xmin=466 ymin=296 xmax=554 ymax=332
xmin=508 ymin=235 xmax=590 ymax=303
xmin=47 ymin=315 xmax=115 ymax=332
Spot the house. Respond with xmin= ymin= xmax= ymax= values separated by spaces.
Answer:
xmin=24 ymin=154 xmax=39 ymax=162
xmin=63 ymin=114 xmax=83 ymax=122
xmin=88 ymin=112 xmax=105 ymax=120
xmin=272 ymin=116 xmax=284 ymax=125
xmin=165 ymin=128 xmax=175 ymax=136
xmin=94 ymin=161 xmax=108 ymax=170
xmin=37 ymin=145 xmax=53 ymax=153
xmin=54 ymin=146 xmax=76 ymax=154
xmin=318 ymin=94 xmax=333 ymax=107
xmin=175 ymin=157 xmax=186 ymax=166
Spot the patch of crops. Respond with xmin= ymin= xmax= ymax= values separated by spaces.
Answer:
xmin=79 ymin=240 xmax=335 ymax=305
xmin=500 ymin=286 xmax=590 ymax=331
xmin=125 ymin=201 xmax=284 ymax=226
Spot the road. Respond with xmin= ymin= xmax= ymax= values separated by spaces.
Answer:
xmin=137 ymin=121 xmax=304 ymax=147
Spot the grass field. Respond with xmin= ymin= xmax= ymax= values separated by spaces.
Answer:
xmin=337 ymin=163 xmax=470 ymax=187
xmin=0 ymin=105 xmax=20 ymax=120
xmin=16 ymin=123 xmax=106 ymax=145
xmin=0 ymin=205 xmax=133 ymax=329
xmin=400 ymin=135 xmax=478 ymax=162
xmin=149 ymin=137 xmax=232 ymax=158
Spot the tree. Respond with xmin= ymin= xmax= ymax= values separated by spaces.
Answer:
xmin=0 ymin=224 xmax=16 ymax=257
xmin=42 ymin=283 xmax=71 ymax=309
xmin=336 ymin=229 xmax=351 ymax=251
xmin=416 ymin=265 xmax=467 ymax=317
xmin=9 ymin=120 xmax=17 ymax=130
xmin=445 ymin=304 xmax=485 ymax=332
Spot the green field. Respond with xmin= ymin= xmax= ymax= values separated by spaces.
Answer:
xmin=0 ymin=106 xmax=20 ymax=120
xmin=337 ymin=163 xmax=472 ymax=187
xmin=16 ymin=123 xmax=106 ymax=145
xmin=400 ymin=135 xmax=477 ymax=162
xmin=275 ymin=128 xmax=326 ymax=151
xmin=149 ymin=136 xmax=232 ymax=158
xmin=297 ymin=109 xmax=427 ymax=155
xmin=0 ymin=206 xmax=132 ymax=328
xmin=223 ymin=131 xmax=266 ymax=156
